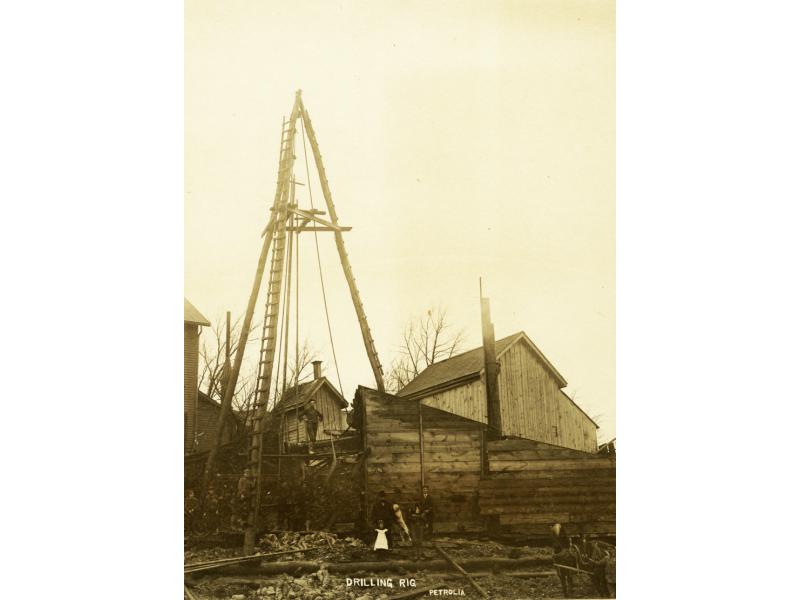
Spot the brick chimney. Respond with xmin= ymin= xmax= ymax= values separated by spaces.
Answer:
xmin=312 ymin=360 xmax=322 ymax=380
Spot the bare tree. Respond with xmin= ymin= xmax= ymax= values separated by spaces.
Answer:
xmin=286 ymin=340 xmax=320 ymax=387
xmin=386 ymin=307 xmax=465 ymax=392
xmin=199 ymin=313 xmax=260 ymax=415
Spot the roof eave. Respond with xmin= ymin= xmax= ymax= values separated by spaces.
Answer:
xmin=496 ymin=332 xmax=568 ymax=388
xmin=400 ymin=372 xmax=483 ymax=401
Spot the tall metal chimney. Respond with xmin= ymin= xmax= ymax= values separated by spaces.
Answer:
xmin=480 ymin=280 xmax=502 ymax=437
xmin=312 ymin=360 xmax=322 ymax=380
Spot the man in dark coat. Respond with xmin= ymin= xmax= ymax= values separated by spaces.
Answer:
xmin=301 ymin=400 xmax=324 ymax=451
xmin=421 ymin=485 xmax=434 ymax=537
xmin=371 ymin=491 xmax=396 ymax=549
xmin=233 ymin=468 xmax=253 ymax=530
xmin=184 ymin=489 xmax=199 ymax=534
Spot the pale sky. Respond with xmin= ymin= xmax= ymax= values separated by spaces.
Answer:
xmin=185 ymin=0 xmax=615 ymax=441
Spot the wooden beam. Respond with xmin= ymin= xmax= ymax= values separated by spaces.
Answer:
xmin=210 ymin=556 xmax=551 ymax=576
xmin=286 ymin=226 xmax=352 ymax=232
xmin=390 ymin=582 xmax=448 ymax=599
xmin=287 ymin=207 xmax=349 ymax=231
xmin=480 ymin=289 xmax=502 ymax=437
xmin=418 ymin=401 xmax=425 ymax=490
xmin=184 ymin=546 xmax=324 ymax=574
xmin=434 ymin=543 xmax=490 ymax=599
xmin=299 ymin=100 xmax=385 ymax=392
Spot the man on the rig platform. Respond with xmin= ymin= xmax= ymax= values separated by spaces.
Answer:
xmin=301 ymin=399 xmax=324 ymax=453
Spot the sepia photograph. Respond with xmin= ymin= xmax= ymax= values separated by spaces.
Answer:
xmin=184 ymin=1 xmax=614 ymax=598
xmin=7 ymin=2 xmax=800 ymax=600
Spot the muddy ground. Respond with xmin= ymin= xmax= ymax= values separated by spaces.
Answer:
xmin=185 ymin=533 xmax=612 ymax=599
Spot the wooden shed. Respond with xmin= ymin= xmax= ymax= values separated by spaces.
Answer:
xmin=192 ymin=390 xmax=241 ymax=453
xmin=398 ymin=331 xmax=599 ymax=453
xmin=357 ymin=385 xmax=614 ymax=537
xmin=271 ymin=361 xmax=349 ymax=446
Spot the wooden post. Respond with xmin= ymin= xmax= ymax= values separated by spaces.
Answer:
xmin=434 ymin=543 xmax=490 ymax=599
xmin=418 ymin=401 xmax=426 ymax=490
xmin=480 ymin=279 xmax=502 ymax=438
xmin=479 ymin=426 xmax=488 ymax=478
xmin=299 ymin=100 xmax=385 ymax=393
xmin=201 ymin=217 xmax=276 ymax=497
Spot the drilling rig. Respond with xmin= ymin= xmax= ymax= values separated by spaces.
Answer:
xmin=201 ymin=90 xmax=385 ymax=553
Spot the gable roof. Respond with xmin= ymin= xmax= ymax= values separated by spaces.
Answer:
xmin=272 ymin=377 xmax=347 ymax=413
xmin=197 ymin=390 xmax=241 ymax=422
xmin=184 ymin=298 xmax=210 ymax=326
xmin=397 ymin=331 xmax=568 ymax=398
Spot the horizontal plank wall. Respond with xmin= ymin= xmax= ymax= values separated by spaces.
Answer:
xmin=360 ymin=386 xmax=484 ymax=533
xmin=479 ymin=438 xmax=615 ymax=536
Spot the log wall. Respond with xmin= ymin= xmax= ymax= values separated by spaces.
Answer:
xmin=360 ymin=386 xmax=485 ymax=533
xmin=479 ymin=438 xmax=615 ymax=536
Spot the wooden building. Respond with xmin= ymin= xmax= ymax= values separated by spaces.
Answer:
xmin=357 ymin=385 xmax=614 ymax=537
xmin=271 ymin=361 xmax=349 ymax=446
xmin=192 ymin=390 xmax=241 ymax=453
xmin=184 ymin=298 xmax=210 ymax=454
xmin=398 ymin=331 xmax=599 ymax=453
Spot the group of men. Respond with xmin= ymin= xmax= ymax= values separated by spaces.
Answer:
xmin=370 ymin=486 xmax=434 ymax=558
xmin=184 ymin=468 xmax=255 ymax=534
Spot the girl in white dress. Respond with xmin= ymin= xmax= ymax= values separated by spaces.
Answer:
xmin=373 ymin=519 xmax=389 ymax=553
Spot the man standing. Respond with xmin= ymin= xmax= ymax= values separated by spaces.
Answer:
xmin=408 ymin=503 xmax=426 ymax=560
xmin=301 ymin=399 xmax=324 ymax=453
xmin=421 ymin=485 xmax=434 ymax=537
xmin=184 ymin=489 xmax=199 ymax=534
xmin=234 ymin=468 xmax=253 ymax=530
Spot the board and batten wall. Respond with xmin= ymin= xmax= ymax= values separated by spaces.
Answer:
xmin=420 ymin=339 xmax=598 ymax=453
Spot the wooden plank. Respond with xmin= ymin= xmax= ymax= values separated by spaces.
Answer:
xmin=489 ymin=438 xmax=592 ymax=456
xmin=488 ymin=468 xmax=615 ymax=480
xmin=489 ymin=448 xmax=600 ymax=461
xmin=499 ymin=513 xmax=616 ymax=526
xmin=367 ymin=431 xmax=420 ymax=443
xmin=390 ymin=582 xmax=449 ymax=599
xmin=479 ymin=482 xmax=615 ymax=493
xmin=434 ymin=544 xmax=489 ymax=599
xmin=483 ymin=474 xmax=611 ymax=485
xmin=479 ymin=496 xmax=616 ymax=509
xmin=369 ymin=449 xmax=479 ymax=463
xmin=368 ymin=461 xmax=480 ymax=475
xmin=482 ymin=504 xmax=615 ymax=516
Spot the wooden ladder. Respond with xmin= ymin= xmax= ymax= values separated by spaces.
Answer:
xmin=244 ymin=100 xmax=301 ymax=551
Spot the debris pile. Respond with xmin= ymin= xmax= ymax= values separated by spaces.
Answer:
xmin=435 ymin=537 xmax=552 ymax=561
xmin=185 ymin=546 xmax=240 ymax=565
xmin=188 ymin=569 xmax=383 ymax=600
xmin=258 ymin=531 xmax=368 ymax=561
